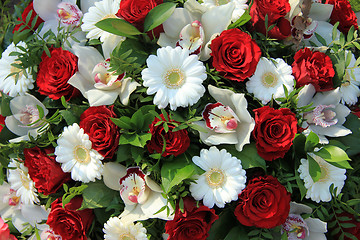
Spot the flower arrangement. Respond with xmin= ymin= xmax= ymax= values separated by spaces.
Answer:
xmin=0 ymin=0 xmax=360 ymax=239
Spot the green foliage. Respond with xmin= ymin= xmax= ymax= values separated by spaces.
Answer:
xmin=95 ymin=18 xmax=142 ymax=37
xmin=81 ymin=181 xmax=120 ymax=209
xmin=143 ymin=2 xmax=177 ymax=32
xmin=62 ymin=183 xmax=88 ymax=207
xmin=228 ymin=11 xmax=252 ymax=29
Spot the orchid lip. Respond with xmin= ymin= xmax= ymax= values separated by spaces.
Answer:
xmin=202 ymin=102 xmax=240 ymax=133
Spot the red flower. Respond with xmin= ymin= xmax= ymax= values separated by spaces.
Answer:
xmin=116 ymin=0 xmax=162 ymax=32
xmin=210 ymin=28 xmax=261 ymax=82
xmin=0 ymin=115 xmax=5 ymax=133
xmin=292 ymin=48 xmax=335 ymax=92
xmin=331 ymin=211 xmax=360 ymax=239
xmin=24 ymin=147 xmax=71 ymax=195
xmin=47 ymin=197 xmax=94 ymax=240
xmin=250 ymin=0 xmax=291 ymax=40
xmin=79 ymin=106 xmax=120 ymax=159
xmin=234 ymin=175 xmax=291 ymax=229
xmin=165 ymin=197 xmax=218 ymax=240
xmin=253 ymin=106 xmax=298 ymax=161
xmin=0 ymin=217 xmax=17 ymax=240
xmin=37 ymin=47 xmax=80 ymax=101
xmin=13 ymin=1 xmax=44 ymax=33
xmin=326 ymin=0 xmax=359 ymax=34
xmin=147 ymin=114 xmax=190 ymax=157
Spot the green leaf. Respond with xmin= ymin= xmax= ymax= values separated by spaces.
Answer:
xmin=228 ymin=11 xmax=252 ymax=29
xmin=95 ymin=18 xmax=142 ymax=37
xmin=143 ymin=2 xmax=177 ymax=32
xmin=349 ymin=0 xmax=360 ymax=11
xmin=315 ymin=32 xmax=327 ymax=46
xmin=329 ymin=51 xmax=346 ymax=88
xmin=116 ymin=144 xmax=132 ymax=162
xmin=308 ymin=154 xmax=322 ymax=182
xmin=305 ymin=131 xmax=319 ymax=152
xmin=111 ymin=116 xmax=133 ymax=130
xmin=207 ymin=210 xmax=238 ymax=240
xmin=337 ymin=113 xmax=360 ymax=156
xmin=332 ymin=22 xmax=340 ymax=41
xmin=81 ymin=181 xmax=118 ymax=209
xmin=0 ymin=94 xmax=12 ymax=116
xmin=314 ymin=145 xmax=351 ymax=163
xmin=220 ymin=144 xmax=266 ymax=170
xmin=224 ymin=226 xmax=249 ymax=240
xmin=130 ymin=109 xmax=145 ymax=129
xmin=112 ymin=38 xmax=149 ymax=66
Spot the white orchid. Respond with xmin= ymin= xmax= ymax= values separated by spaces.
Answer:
xmin=196 ymin=85 xmax=255 ymax=151
xmin=5 ymin=94 xmax=49 ymax=143
xmin=102 ymin=162 xmax=174 ymax=223
xmin=67 ymin=44 xmax=140 ymax=106
xmin=297 ymin=84 xmax=352 ymax=144
xmin=158 ymin=0 xmax=234 ymax=61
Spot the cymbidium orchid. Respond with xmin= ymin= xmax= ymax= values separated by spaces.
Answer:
xmin=297 ymin=84 xmax=352 ymax=144
xmin=68 ymin=44 xmax=140 ymax=106
xmin=102 ymin=163 xmax=174 ymax=223
xmin=282 ymin=202 xmax=327 ymax=240
xmin=195 ymin=85 xmax=255 ymax=151
xmin=158 ymin=0 xmax=235 ymax=61
xmin=5 ymin=94 xmax=49 ymax=143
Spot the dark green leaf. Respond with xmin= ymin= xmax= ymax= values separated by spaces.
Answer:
xmin=308 ymin=154 xmax=322 ymax=182
xmin=95 ymin=18 xmax=142 ymax=37
xmin=305 ymin=131 xmax=319 ymax=152
xmin=81 ymin=181 xmax=118 ymax=209
xmin=143 ymin=2 xmax=177 ymax=32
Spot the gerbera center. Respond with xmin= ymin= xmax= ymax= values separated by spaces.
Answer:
xmin=262 ymin=72 xmax=278 ymax=88
xmin=74 ymin=145 xmax=91 ymax=164
xmin=164 ymin=69 xmax=185 ymax=89
xmin=119 ymin=233 xmax=135 ymax=240
xmin=206 ymin=168 xmax=225 ymax=188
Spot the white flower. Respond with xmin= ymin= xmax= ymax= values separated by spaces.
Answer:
xmin=338 ymin=51 xmax=360 ymax=105
xmin=282 ymin=202 xmax=327 ymax=240
xmin=141 ymin=46 xmax=207 ymax=110
xmin=202 ymin=0 xmax=248 ymax=22
xmin=298 ymin=153 xmax=346 ymax=203
xmin=158 ymin=0 xmax=234 ymax=60
xmin=102 ymin=163 xmax=174 ymax=223
xmin=0 ymin=182 xmax=48 ymax=233
xmin=189 ymin=146 xmax=246 ymax=208
xmin=55 ymin=123 xmax=104 ymax=183
xmin=103 ymin=217 xmax=147 ymax=240
xmin=5 ymin=94 xmax=49 ymax=143
xmin=0 ymin=42 xmax=34 ymax=97
xmin=297 ymin=84 xmax=352 ymax=144
xmin=196 ymin=85 xmax=255 ymax=151
xmin=246 ymin=57 xmax=294 ymax=105
xmin=7 ymin=160 xmax=39 ymax=205
xmin=68 ymin=45 xmax=139 ymax=106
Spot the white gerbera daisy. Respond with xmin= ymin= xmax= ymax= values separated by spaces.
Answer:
xmin=0 ymin=42 xmax=34 ymax=97
xmin=55 ymin=123 xmax=104 ymax=183
xmin=103 ymin=216 xmax=147 ymax=240
xmin=246 ymin=57 xmax=294 ymax=105
xmin=338 ymin=51 xmax=360 ymax=105
xmin=298 ymin=152 xmax=347 ymax=203
xmin=141 ymin=46 xmax=207 ymax=110
xmin=189 ymin=146 xmax=246 ymax=208
xmin=202 ymin=0 xmax=248 ymax=22
xmin=81 ymin=0 xmax=124 ymax=42
xmin=7 ymin=159 xmax=39 ymax=205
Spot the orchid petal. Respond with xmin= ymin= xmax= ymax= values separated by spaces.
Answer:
xmin=119 ymin=78 xmax=140 ymax=106
xmin=306 ymin=21 xmax=339 ymax=47
xmin=80 ymin=0 xmax=98 ymax=13
xmin=297 ymin=84 xmax=316 ymax=107
xmin=68 ymin=72 xmax=93 ymax=98
xmin=21 ymin=204 xmax=49 ymax=227
xmin=312 ymin=89 xmax=341 ymax=106
xmin=86 ymin=89 xmax=119 ymax=106
xmin=305 ymin=218 xmax=328 ymax=234
xmin=310 ymin=125 xmax=352 ymax=137
xmin=162 ymin=8 xmax=195 ymax=39
xmin=289 ymin=202 xmax=312 ymax=215
xmin=309 ymin=3 xmax=333 ymax=22
xmin=103 ymin=162 xmax=127 ymax=191
xmin=33 ymin=0 xmax=59 ymax=21
xmin=102 ymin=34 xmax=125 ymax=59
xmin=140 ymin=191 xmax=174 ymax=221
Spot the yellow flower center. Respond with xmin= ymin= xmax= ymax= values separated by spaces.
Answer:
xmin=206 ymin=168 xmax=225 ymax=188
xmin=262 ymin=72 xmax=278 ymax=88
xmin=317 ymin=161 xmax=330 ymax=183
xmin=164 ymin=69 xmax=185 ymax=89
xmin=119 ymin=233 xmax=135 ymax=240
xmin=74 ymin=145 xmax=90 ymax=164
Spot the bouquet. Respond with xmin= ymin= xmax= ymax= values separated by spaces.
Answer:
xmin=0 ymin=0 xmax=359 ymax=239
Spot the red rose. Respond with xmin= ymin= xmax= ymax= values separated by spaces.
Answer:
xmin=13 ymin=1 xmax=44 ymax=33
xmin=253 ymin=106 xmax=298 ymax=161
xmin=0 ymin=115 xmax=5 ymax=133
xmin=147 ymin=114 xmax=190 ymax=157
xmin=165 ymin=197 xmax=218 ymax=240
xmin=210 ymin=28 xmax=261 ymax=82
xmin=292 ymin=48 xmax=335 ymax=92
xmin=234 ymin=175 xmax=291 ymax=228
xmin=37 ymin=47 xmax=80 ymax=101
xmin=250 ymin=0 xmax=291 ymax=40
xmin=116 ymin=0 xmax=162 ymax=32
xmin=326 ymin=0 xmax=359 ymax=34
xmin=24 ymin=147 xmax=71 ymax=195
xmin=47 ymin=197 xmax=94 ymax=240
xmin=79 ymin=106 xmax=120 ymax=159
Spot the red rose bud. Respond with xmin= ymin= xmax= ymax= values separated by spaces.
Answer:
xmin=292 ymin=48 xmax=335 ymax=92
xmin=47 ymin=197 xmax=94 ymax=240
xmin=250 ymin=0 xmax=291 ymax=40
xmin=0 ymin=114 xmax=5 ymax=133
xmin=165 ymin=197 xmax=218 ymax=240
xmin=235 ymin=175 xmax=291 ymax=228
xmin=79 ymin=105 xmax=120 ymax=159
xmin=37 ymin=47 xmax=80 ymax=101
xmin=24 ymin=147 xmax=71 ymax=195
xmin=147 ymin=113 xmax=190 ymax=157
xmin=253 ymin=106 xmax=298 ymax=161
xmin=210 ymin=28 xmax=261 ymax=82
xmin=13 ymin=1 xmax=44 ymax=33
xmin=326 ymin=0 xmax=359 ymax=34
